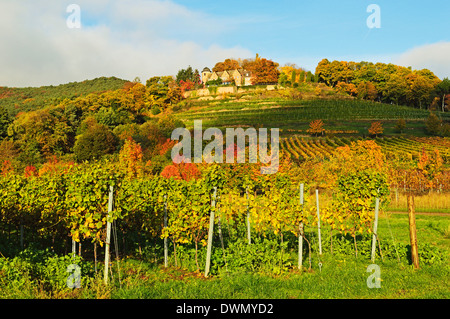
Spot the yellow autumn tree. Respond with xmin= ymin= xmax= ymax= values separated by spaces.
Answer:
xmin=119 ymin=138 xmax=144 ymax=179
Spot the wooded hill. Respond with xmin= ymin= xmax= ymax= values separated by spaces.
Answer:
xmin=0 ymin=57 xmax=449 ymax=175
xmin=0 ymin=77 xmax=128 ymax=116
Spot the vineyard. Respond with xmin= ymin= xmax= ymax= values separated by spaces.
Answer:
xmin=0 ymin=160 xmax=389 ymax=262
xmin=175 ymin=97 xmax=450 ymax=137
xmin=281 ymin=135 xmax=450 ymax=213
xmin=282 ymin=136 xmax=450 ymax=163
xmin=0 ymin=138 xmax=449 ymax=299
xmin=1 ymin=87 xmax=449 ymax=298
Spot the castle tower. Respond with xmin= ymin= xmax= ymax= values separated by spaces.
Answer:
xmin=202 ymin=67 xmax=212 ymax=84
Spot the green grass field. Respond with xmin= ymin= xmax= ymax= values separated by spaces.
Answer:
xmin=110 ymin=212 xmax=450 ymax=299
xmin=1 ymin=213 xmax=448 ymax=299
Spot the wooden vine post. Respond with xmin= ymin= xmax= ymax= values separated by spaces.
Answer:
xmin=298 ymin=183 xmax=304 ymax=270
xmin=20 ymin=221 xmax=24 ymax=251
xmin=103 ymin=185 xmax=114 ymax=285
xmin=407 ymin=194 xmax=419 ymax=269
xmin=246 ymin=187 xmax=251 ymax=245
xmin=163 ymin=194 xmax=168 ymax=268
xmin=204 ymin=187 xmax=217 ymax=278
xmin=316 ymin=189 xmax=322 ymax=255
xmin=371 ymin=198 xmax=380 ymax=263
xmin=216 ymin=194 xmax=228 ymax=272
xmin=72 ymin=239 xmax=76 ymax=259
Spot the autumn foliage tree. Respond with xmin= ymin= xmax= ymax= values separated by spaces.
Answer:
xmin=433 ymin=77 xmax=450 ymax=112
xmin=307 ymin=119 xmax=325 ymax=136
xmin=212 ymin=59 xmax=241 ymax=72
xmin=176 ymin=66 xmax=201 ymax=87
xmin=357 ymin=81 xmax=378 ymax=100
xmin=73 ymin=121 xmax=118 ymax=162
xmin=425 ymin=112 xmax=442 ymax=136
xmin=178 ymin=80 xmax=195 ymax=94
xmin=24 ymin=165 xmax=38 ymax=178
xmin=1 ymin=160 xmax=13 ymax=175
xmin=315 ymin=59 xmax=441 ymax=107
xmin=119 ymin=138 xmax=144 ymax=179
xmin=336 ymin=81 xmax=357 ymax=96
xmin=161 ymin=159 xmax=201 ymax=181
xmin=278 ymin=63 xmax=306 ymax=86
xmin=368 ymin=121 xmax=383 ymax=137
xmin=244 ymin=54 xmax=280 ymax=85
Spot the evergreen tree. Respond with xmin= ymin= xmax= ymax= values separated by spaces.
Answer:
xmin=0 ymin=105 xmax=11 ymax=139
xmin=176 ymin=66 xmax=200 ymax=85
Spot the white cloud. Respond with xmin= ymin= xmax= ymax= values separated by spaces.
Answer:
xmin=0 ymin=0 xmax=252 ymax=87
xmin=394 ymin=42 xmax=450 ymax=80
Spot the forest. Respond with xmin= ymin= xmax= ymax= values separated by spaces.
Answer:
xmin=0 ymin=76 xmax=185 ymax=174
xmin=314 ymin=59 xmax=450 ymax=110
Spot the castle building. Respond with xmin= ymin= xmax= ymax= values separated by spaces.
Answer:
xmin=202 ymin=67 xmax=252 ymax=86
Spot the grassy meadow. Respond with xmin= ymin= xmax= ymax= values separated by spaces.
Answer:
xmin=1 ymin=212 xmax=448 ymax=299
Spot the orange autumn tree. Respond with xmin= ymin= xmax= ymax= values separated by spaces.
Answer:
xmin=24 ymin=165 xmax=38 ymax=178
xmin=336 ymin=81 xmax=358 ymax=96
xmin=119 ymin=138 xmax=144 ymax=179
xmin=416 ymin=148 xmax=444 ymax=190
xmin=39 ymin=156 xmax=75 ymax=176
xmin=1 ymin=160 xmax=13 ymax=176
xmin=212 ymin=59 xmax=241 ymax=72
xmin=245 ymin=54 xmax=280 ymax=85
xmin=307 ymin=119 xmax=325 ymax=136
xmin=160 ymin=155 xmax=201 ymax=181
xmin=157 ymin=138 xmax=177 ymax=156
xmin=368 ymin=121 xmax=383 ymax=137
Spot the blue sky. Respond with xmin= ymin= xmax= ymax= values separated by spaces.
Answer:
xmin=0 ymin=0 xmax=449 ymax=87
xmin=167 ymin=0 xmax=450 ymax=71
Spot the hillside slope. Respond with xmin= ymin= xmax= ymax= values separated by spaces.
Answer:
xmin=0 ymin=77 xmax=129 ymax=116
xmin=172 ymin=85 xmax=450 ymax=137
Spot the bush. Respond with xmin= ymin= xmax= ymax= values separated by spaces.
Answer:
xmin=395 ymin=118 xmax=406 ymax=133
xmin=0 ymin=248 xmax=95 ymax=296
xmin=206 ymin=79 xmax=223 ymax=86
xmin=151 ymin=105 xmax=161 ymax=115
xmin=314 ymin=87 xmax=322 ymax=96
xmin=39 ymin=254 xmax=93 ymax=292
xmin=441 ymin=123 xmax=450 ymax=137
xmin=213 ymin=237 xmax=292 ymax=275
xmin=425 ymin=113 xmax=442 ymax=136
xmin=0 ymin=256 xmax=34 ymax=292
xmin=73 ymin=123 xmax=118 ymax=162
